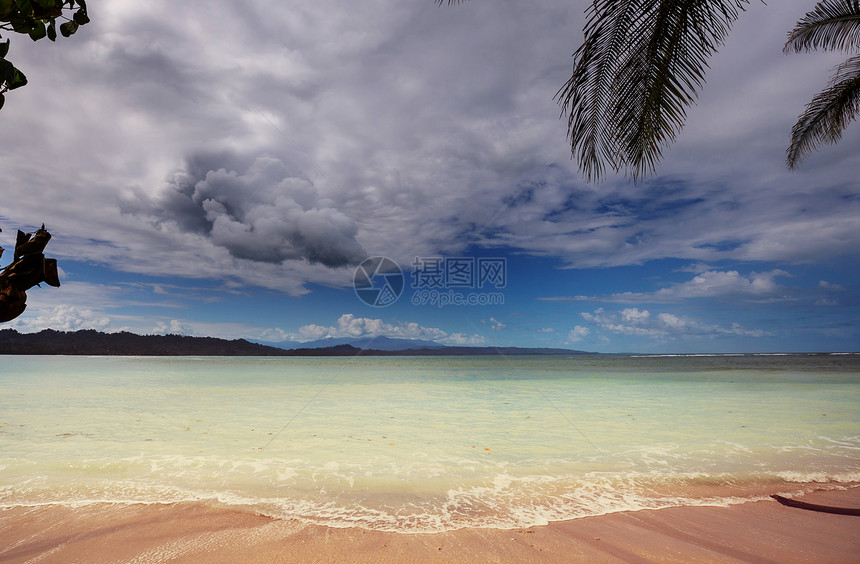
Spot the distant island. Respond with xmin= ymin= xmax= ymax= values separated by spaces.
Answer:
xmin=0 ymin=329 xmax=592 ymax=356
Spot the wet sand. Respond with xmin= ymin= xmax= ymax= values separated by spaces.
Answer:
xmin=2 ymin=488 xmax=859 ymax=563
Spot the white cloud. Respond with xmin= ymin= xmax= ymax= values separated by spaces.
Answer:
xmin=5 ymin=281 xmax=119 ymax=333
xmin=541 ymin=269 xmax=793 ymax=304
xmin=656 ymin=313 xmax=686 ymax=329
xmin=621 ymin=308 xmax=651 ymax=323
xmin=292 ymin=313 xmax=485 ymax=345
xmin=581 ymin=308 xmax=769 ymax=341
xmin=143 ymin=320 xmax=294 ymax=341
xmin=484 ymin=317 xmax=506 ymax=331
xmin=295 ymin=323 xmax=330 ymax=341
xmin=813 ymin=280 xmax=845 ymax=307
xmin=2 ymin=279 xmax=296 ymax=342
xmin=673 ymin=270 xmax=788 ymax=297
xmin=9 ymin=304 xmax=111 ymax=333
xmin=443 ymin=333 xmax=488 ymax=346
xmin=153 ymin=319 xmax=193 ymax=335
xmin=567 ymin=325 xmax=590 ymax=342
xmin=140 ymin=319 xmax=291 ymax=342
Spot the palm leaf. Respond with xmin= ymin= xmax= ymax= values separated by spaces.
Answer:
xmin=557 ymin=1 xmax=652 ymax=181
xmin=557 ymin=0 xmax=750 ymax=182
xmin=784 ymin=0 xmax=860 ymax=54
xmin=787 ymin=54 xmax=860 ymax=168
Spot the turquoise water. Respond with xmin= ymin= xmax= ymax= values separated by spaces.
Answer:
xmin=1 ymin=354 xmax=858 ymax=532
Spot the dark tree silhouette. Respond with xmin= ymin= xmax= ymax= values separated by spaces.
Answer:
xmin=0 ymin=225 xmax=60 ymax=322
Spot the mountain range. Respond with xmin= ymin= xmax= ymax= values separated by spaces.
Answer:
xmin=0 ymin=329 xmax=591 ymax=356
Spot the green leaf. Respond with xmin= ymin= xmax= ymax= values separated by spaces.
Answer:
xmin=7 ymin=66 xmax=27 ymax=89
xmin=59 ymin=20 xmax=77 ymax=37
xmin=73 ymin=8 xmax=88 ymax=25
xmin=17 ymin=0 xmax=34 ymax=17
xmin=47 ymin=18 xmax=56 ymax=41
xmin=29 ymin=20 xmax=47 ymax=41
xmin=0 ymin=39 xmax=9 ymax=58
xmin=10 ymin=14 xmax=36 ymax=34
xmin=0 ymin=59 xmax=27 ymax=89
xmin=0 ymin=0 xmax=14 ymax=19
xmin=0 ymin=57 xmax=13 ymax=80
xmin=32 ymin=0 xmax=62 ymax=19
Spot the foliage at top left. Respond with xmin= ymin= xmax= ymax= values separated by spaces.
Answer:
xmin=0 ymin=0 xmax=89 ymax=109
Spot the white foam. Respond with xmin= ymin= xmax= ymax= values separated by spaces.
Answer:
xmin=3 ymin=466 xmax=858 ymax=534
xmin=774 ymin=470 xmax=860 ymax=483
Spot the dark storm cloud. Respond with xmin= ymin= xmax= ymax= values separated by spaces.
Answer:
xmin=129 ymin=153 xmax=367 ymax=267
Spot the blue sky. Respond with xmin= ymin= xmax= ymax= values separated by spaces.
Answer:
xmin=1 ymin=0 xmax=858 ymax=353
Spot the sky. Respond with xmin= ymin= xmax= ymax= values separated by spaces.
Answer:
xmin=1 ymin=0 xmax=858 ymax=353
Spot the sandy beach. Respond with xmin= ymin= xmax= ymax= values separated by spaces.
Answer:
xmin=2 ymin=487 xmax=858 ymax=563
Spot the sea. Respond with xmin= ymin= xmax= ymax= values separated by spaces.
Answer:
xmin=1 ymin=353 xmax=858 ymax=533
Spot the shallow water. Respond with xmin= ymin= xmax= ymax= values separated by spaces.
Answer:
xmin=1 ymin=354 xmax=858 ymax=532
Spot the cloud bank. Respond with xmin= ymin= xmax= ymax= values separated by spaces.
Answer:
xmin=127 ymin=154 xmax=367 ymax=267
xmin=2 ymin=0 xmax=855 ymax=296
xmin=581 ymin=308 xmax=770 ymax=341
xmin=293 ymin=313 xmax=485 ymax=346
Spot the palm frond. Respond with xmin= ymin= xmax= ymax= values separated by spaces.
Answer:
xmin=557 ymin=0 xmax=749 ymax=182
xmin=556 ymin=1 xmax=652 ymax=181
xmin=784 ymin=0 xmax=860 ymax=54
xmin=787 ymin=54 xmax=860 ymax=168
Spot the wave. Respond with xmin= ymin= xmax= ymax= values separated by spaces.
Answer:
xmin=3 ymin=468 xmax=858 ymax=533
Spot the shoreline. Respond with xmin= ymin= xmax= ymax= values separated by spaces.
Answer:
xmin=2 ymin=488 xmax=859 ymax=563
